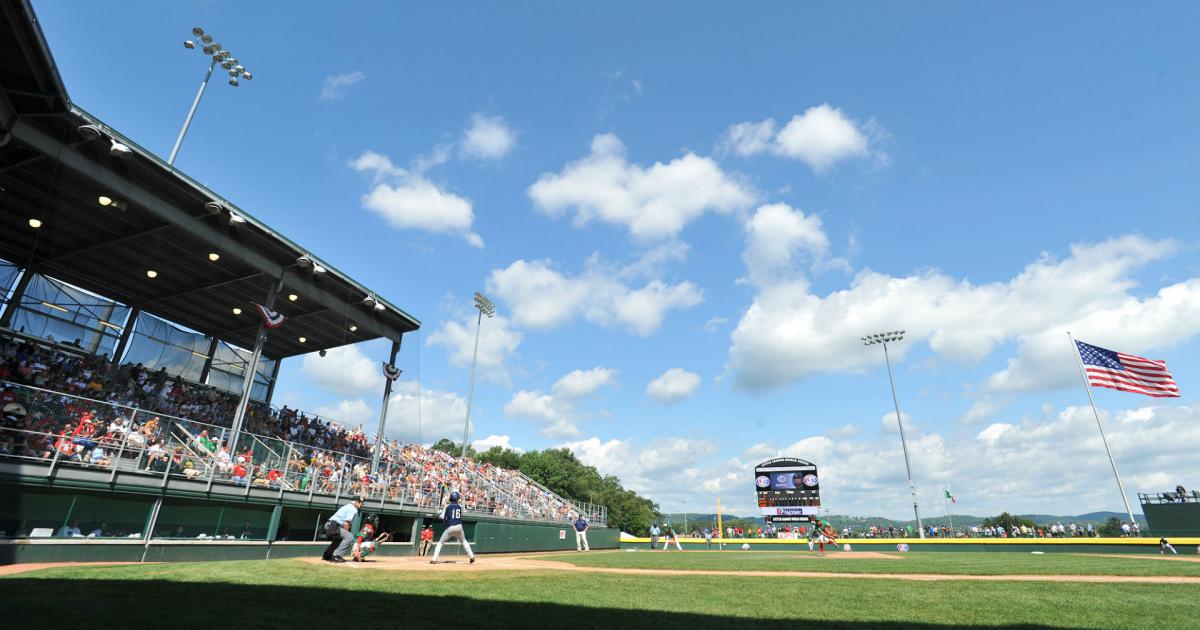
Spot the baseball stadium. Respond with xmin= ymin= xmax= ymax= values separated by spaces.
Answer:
xmin=2 ymin=2 xmax=1199 ymax=629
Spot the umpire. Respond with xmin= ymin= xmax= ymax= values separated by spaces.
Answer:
xmin=322 ymin=497 xmax=362 ymax=563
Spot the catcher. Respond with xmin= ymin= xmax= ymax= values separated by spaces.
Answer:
xmin=351 ymin=513 xmax=389 ymax=562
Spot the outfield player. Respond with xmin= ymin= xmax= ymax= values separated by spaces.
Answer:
xmin=430 ymin=491 xmax=475 ymax=564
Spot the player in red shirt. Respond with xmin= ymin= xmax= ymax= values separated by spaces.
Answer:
xmin=351 ymin=513 xmax=388 ymax=562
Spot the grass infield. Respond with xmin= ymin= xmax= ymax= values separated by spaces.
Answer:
xmin=2 ymin=554 xmax=1197 ymax=629
xmin=539 ymin=549 xmax=1200 ymax=577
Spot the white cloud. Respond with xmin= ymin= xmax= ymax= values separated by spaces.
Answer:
xmin=305 ymin=380 xmax=469 ymax=445
xmin=742 ymin=203 xmax=830 ymax=286
xmin=488 ymin=258 xmax=702 ymax=336
xmin=728 ymin=234 xmax=1199 ymax=393
xmin=503 ymin=367 xmax=617 ymax=437
xmin=880 ymin=411 xmax=914 ymax=434
xmin=426 ymin=314 xmax=523 ymax=385
xmin=703 ymin=316 xmax=729 ymax=333
xmin=719 ymin=103 xmax=883 ymax=173
xmin=646 ymin=368 xmax=700 ymax=403
xmin=319 ymin=70 xmax=366 ymax=101
xmin=300 ymin=345 xmax=383 ymax=397
xmin=350 ymin=150 xmax=484 ymax=248
xmin=528 ymin=133 xmax=756 ymax=241
xmin=460 ymin=113 xmax=516 ymax=160
xmin=553 ymin=367 xmax=618 ymax=399
xmin=558 ymin=436 xmax=718 ymax=503
xmin=472 ymin=434 xmax=522 ymax=452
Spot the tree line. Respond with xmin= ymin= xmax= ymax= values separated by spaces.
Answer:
xmin=430 ymin=439 xmax=660 ymax=535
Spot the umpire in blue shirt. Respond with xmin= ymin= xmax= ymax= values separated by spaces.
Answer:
xmin=322 ymin=497 xmax=361 ymax=563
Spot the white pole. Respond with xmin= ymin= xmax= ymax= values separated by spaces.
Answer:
xmin=168 ymin=60 xmax=215 ymax=166
xmin=883 ymin=341 xmax=925 ymax=538
xmin=942 ymin=485 xmax=954 ymax=534
xmin=1067 ymin=332 xmax=1137 ymax=529
xmin=460 ymin=309 xmax=483 ymax=458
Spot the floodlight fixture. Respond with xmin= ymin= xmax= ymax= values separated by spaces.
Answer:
xmin=98 ymin=195 xmax=113 ymax=206
xmin=242 ymin=71 xmax=252 ymax=80
xmin=474 ymin=292 xmax=495 ymax=318
xmin=146 ymin=270 xmax=158 ymax=279
xmin=232 ymin=307 xmax=242 ymax=315
xmin=348 ymin=322 xmax=358 ymax=332
xmin=362 ymin=294 xmax=379 ymax=308
xmin=171 ymin=27 xmax=253 ymax=165
xmin=861 ymin=328 xmax=923 ymax=538
xmin=208 ymin=252 xmax=220 ymax=262
xmin=28 ymin=218 xmax=42 ymax=228
xmin=288 ymin=294 xmax=298 ymax=302
xmin=228 ymin=213 xmax=247 ymax=225
xmin=204 ymin=201 xmax=226 ymax=215
xmin=298 ymin=336 xmax=307 ymax=343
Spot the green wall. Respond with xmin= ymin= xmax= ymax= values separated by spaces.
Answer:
xmin=1142 ymin=502 xmax=1200 ymax=536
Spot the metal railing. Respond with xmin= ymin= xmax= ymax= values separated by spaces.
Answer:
xmin=0 ymin=380 xmax=606 ymax=526
xmin=1139 ymin=491 xmax=1199 ymax=505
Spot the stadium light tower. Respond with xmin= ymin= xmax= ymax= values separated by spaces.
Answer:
xmin=169 ymin=27 xmax=254 ymax=165
xmin=862 ymin=330 xmax=926 ymax=539
xmin=460 ymin=292 xmax=495 ymax=458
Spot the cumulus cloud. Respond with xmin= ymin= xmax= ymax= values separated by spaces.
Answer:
xmin=460 ymin=113 xmax=516 ymax=160
xmin=472 ymin=434 xmax=522 ymax=452
xmin=742 ymin=203 xmax=831 ymax=286
xmin=426 ymin=314 xmax=523 ymax=385
xmin=488 ymin=258 xmax=703 ymax=336
xmin=528 ymin=133 xmax=756 ymax=241
xmin=728 ymin=234 xmax=1199 ymax=393
xmin=503 ymin=367 xmax=617 ymax=438
xmin=319 ymin=70 xmax=366 ymax=101
xmin=575 ymin=403 xmax=1199 ymax=516
xmin=350 ymin=150 xmax=484 ymax=248
xmin=300 ymin=345 xmax=383 ymax=397
xmin=646 ymin=368 xmax=701 ymax=403
xmin=719 ymin=103 xmax=884 ymax=172
xmin=307 ymin=380 xmax=468 ymax=445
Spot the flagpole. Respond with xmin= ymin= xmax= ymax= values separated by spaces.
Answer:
xmin=1067 ymin=332 xmax=1137 ymax=529
xmin=942 ymin=485 xmax=954 ymax=534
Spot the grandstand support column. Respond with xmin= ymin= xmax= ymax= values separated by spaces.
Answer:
xmin=264 ymin=357 xmax=282 ymax=405
xmin=0 ymin=264 xmax=34 ymax=328
xmin=227 ymin=277 xmax=283 ymax=454
xmin=104 ymin=306 xmax=140 ymax=389
xmin=198 ymin=336 xmax=219 ymax=385
xmin=371 ymin=338 xmax=402 ymax=474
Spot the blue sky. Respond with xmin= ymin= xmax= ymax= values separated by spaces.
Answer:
xmin=33 ymin=1 xmax=1200 ymax=518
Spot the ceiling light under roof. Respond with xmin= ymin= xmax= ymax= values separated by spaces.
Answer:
xmin=98 ymin=195 xmax=113 ymax=206
xmin=232 ymin=307 xmax=242 ymax=315
xmin=348 ymin=322 xmax=358 ymax=332
xmin=146 ymin=270 xmax=158 ymax=279
xmin=28 ymin=218 xmax=42 ymax=228
xmin=288 ymin=294 xmax=298 ymax=302
xmin=208 ymin=252 xmax=220 ymax=262
xmin=298 ymin=336 xmax=307 ymax=343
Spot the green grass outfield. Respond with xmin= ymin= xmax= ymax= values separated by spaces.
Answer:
xmin=543 ymin=549 xmax=1200 ymax=577
xmin=3 ymin=553 xmax=1198 ymax=629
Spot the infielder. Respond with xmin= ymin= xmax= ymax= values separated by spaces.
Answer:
xmin=430 ymin=491 xmax=475 ymax=564
xmin=661 ymin=524 xmax=684 ymax=551
xmin=1159 ymin=537 xmax=1178 ymax=555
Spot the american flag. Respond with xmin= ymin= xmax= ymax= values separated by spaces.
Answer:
xmin=1075 ymin=340 xmax=1180 ymax=398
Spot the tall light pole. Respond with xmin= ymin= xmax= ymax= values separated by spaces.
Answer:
xmin=682 ymin=498 xmax=688 ymax=535
xmin=460 ymin=292 xmax=494 ymax=458
xmin=862 ymin=330 xmax=925 ymax=539
xmin=170 ymin=27 xmax=253 ymax=165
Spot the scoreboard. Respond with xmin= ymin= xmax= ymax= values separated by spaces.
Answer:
xmin=754 ymin=457 xmax=820 ymax=523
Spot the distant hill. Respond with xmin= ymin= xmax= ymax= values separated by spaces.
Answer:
xmin=663 ymin=511 xmax=1147 ymax=530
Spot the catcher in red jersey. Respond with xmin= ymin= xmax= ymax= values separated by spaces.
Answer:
xmin=351 ymin=513 xmax=389 ymax=562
